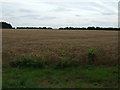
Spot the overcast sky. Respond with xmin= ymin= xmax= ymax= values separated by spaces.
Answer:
xmin=0 ymin=0 xmax=119 ymax=28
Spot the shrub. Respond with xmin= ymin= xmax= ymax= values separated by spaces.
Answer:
xmin=54 ymin=58 xmax=71 ymax=69
xmin=9 ymin=56 xmax=47 ymax=68
xmin=34 ymin=57 xmax=47 ymax=68
xmin=87 ymin=48 xmax=96 ymax=65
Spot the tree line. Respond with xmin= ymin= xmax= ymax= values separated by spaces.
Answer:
xmin=59 ymin=27 xmax=120 ymax=30
xmin=16 ymin=27 xmax=52 ymax=29
xmin=0 ymin=22 xmax=119 ymax=30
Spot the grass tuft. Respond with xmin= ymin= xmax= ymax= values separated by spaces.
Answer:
xmin=87 ymin=48 xmax=96 ymax=65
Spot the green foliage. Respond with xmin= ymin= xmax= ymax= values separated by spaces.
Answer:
xmin=3 ymin=66 xmax=118 ymax=88
xmin=72 ymin=42 xmax=80 ymax=46
xmin=58 ymin=49 xmax=66 ymax=56
xmin=87 ymin=48 xmax=96 ymax=65
xmin=54 ymin=58 xmax=71 ymax=69
xmin=9 ymin=56 xmax=47 ymax=68
xmin=80 ymin=66 xmax=118 ymax=83
xmin=67 ymin=52 xmax=76 ymax=58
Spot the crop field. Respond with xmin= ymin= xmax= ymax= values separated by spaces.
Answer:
xmin=2 ymin=29 xmax=119 ymax=88
xmin=3 ymin=29 xmax=118 ymax=65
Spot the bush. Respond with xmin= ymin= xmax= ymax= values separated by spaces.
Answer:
xmin=87 ymin=48 xmax=96 ymax=65
xmin=9 ymin=56 xmax=47 ymax=68
xmin=54 ymin=58 xmax=71 ymax=69
xmin=10 ymin=56 xmax=81 ymax=69
xmin=34 ymin=57 xmax=47 ymax=68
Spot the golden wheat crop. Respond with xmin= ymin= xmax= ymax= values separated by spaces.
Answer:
xmin=2 ymin=29 xmax=118 ymax=66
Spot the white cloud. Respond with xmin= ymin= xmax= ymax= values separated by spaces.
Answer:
xmin=0 ymin=0 xmax=119 ymax=27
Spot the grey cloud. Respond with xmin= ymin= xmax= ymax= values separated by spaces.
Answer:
xmin=101 ymin=12 xmax=117 ymax=15
xmin=20 ymin=15 xmax=56 ymax=20
xmin=40 ymin=16 xmax=56 ymax=20
xmin=20 ymin=14 xmax=40 ymax=17
xmin=91 ymin=20 xmax=117 ymax=27
xmin=75 ymin=14 xmax=81 ymax=17
xmin=53 ymin=7 xmax=71 ymax=12
xmin=3 ymin=14 xmax=41 ymax=20
xmin=19 ymin=9 xmax=34 ymax=13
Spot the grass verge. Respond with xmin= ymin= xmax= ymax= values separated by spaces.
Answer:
xmin=3 ymin=65 xmax=118 ymax=88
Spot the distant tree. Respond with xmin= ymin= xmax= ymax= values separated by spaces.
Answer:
xmin=87 ymin=27 xmax=95 ymax=30
xmin=43 ymin=27 xmax=47 ymax=29
xmin=47 ymin=27 xmax=52 ymax=29
xmin=0 ymin=22 xmax=12 ymax=29
xmin=59 ymin=27 xmax=63 ymax=30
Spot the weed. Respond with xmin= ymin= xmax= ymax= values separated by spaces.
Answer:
xmin=34 ymin=57 xmax=47 ymax=68
xmin=67 ymin=52 xmax=76 ymax=58
xmin=54 ymin=58 xmax=71 ymax=69
xmin=58 ymin=49 xmax=66 ymax=56
xmin=87 ymin=48 xmax=96 ymax=65
xmin=9 ymin=56 xmax=81 ymax=69
xmin=9 ymin=56 xmax=47 ymax=68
